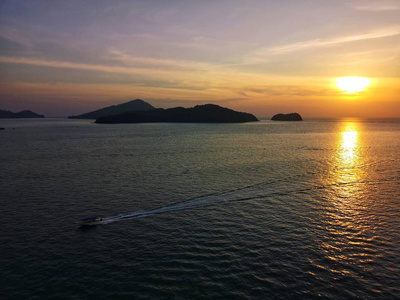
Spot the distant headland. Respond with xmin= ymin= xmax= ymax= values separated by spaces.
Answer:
xmin=68 ymin=99 xmax=155 ymax=119
xmin=0 ymin=110 xmax=44 ymax=118
xmin=271 ymin=113 xmax=303 ymax=121
xmin=96 ymin=104 xmax=258 ymax=124
xmin=1 ymin=100 xmax=303 ymax=123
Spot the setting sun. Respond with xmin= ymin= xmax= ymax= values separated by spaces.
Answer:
xmin=336 ymin=77 xmax=371 ymax=93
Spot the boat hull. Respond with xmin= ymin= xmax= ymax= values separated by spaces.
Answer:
xmin=78 ymin=217 xmax=104 ymax=226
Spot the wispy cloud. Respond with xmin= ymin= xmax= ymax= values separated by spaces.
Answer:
xmin=254 ymin=26 xmax=400 ymax=56
xmin=355 ymin=5 xmax=400 ymax=11
xmin=107 ymin=50 xmax=215 ymax=71
xmin=0 ymin=28 xmax=32 ymax=47
xmin=349 ymin=0 xmax=400 ymax=12
xmin=325 ymin=48 xmax=400 ymax=66
xmin=0 ymin=55 xmax=197 ymax=78
xmin=0 ymin=55 xmax=253 ymax=94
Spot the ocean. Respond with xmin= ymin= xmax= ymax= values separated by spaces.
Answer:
xmin=1 ymin=118 xmax=399 ymax=299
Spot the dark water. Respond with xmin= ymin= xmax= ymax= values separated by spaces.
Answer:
xmin=1 ymin=118 xmax=399 ymax=299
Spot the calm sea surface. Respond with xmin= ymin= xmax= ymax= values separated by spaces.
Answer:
xmin=1 ymin=118 xmax=399 ymax=299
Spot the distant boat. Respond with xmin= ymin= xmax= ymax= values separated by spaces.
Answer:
xmin=78 ymin=216 xmax=104 ymax=226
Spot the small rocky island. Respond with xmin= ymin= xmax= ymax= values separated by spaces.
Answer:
xmin=271 ymin=113 xmax=303 ymax=121
xmin=0 ymin=110 xmax=44 ymax=118
xmin=96 ymin=104 xmax=258 ymax=124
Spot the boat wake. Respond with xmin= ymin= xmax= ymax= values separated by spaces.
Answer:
xmin=93 ymin=169 xmax=400 ymax=225
xmin=96 ymin=177 xmax=288 ymax=225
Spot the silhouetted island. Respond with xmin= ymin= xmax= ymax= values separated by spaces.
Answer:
xmin=68 ymin=99 xmax=155 ymax=119
xmin=271 ymin=113 xmax=303 ymax=121
xmin=0 ymin=110 xmax=44 ymax=118
xmin=95 ymin=104 xmax=258 ymax=124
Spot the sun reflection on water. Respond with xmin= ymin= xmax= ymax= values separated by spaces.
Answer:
xmin=336 ymin=122 xmax=362 ymax=184
xmin=320 ymin=121 xmax=377 ymax=271
xmin=341 ymin=130 xmax=358 ymax=164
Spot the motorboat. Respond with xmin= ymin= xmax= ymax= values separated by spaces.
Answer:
xmin=78 ymin=216 xmax=104 ymax=226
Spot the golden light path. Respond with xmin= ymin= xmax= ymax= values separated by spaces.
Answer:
xmin=336 ymin=77 xmax=371 ymax=93
xmin=320 ymin=121 xmax=372 ymax=266
xmin=325 ymin=122 xmax=366 ymax=217
xmin=335 ymin=121 xmax=362 ymax=198
xmin=341 ymin=128 xmax=358 ymax=166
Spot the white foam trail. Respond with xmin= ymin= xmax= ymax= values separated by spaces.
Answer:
xmin=96 ymin=169 xmax=399 ymax=225
xmin=100 ymin=194 xmax=222 ymax=224
xmin=98 ymin=186 xmax=267 ymax=225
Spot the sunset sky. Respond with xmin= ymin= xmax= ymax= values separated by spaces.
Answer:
xmin=0 ymin=0 xmax=399 ymax=117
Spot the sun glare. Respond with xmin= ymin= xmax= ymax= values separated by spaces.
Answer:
xmin=336 ymin=77 xmax=371 ymax=93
